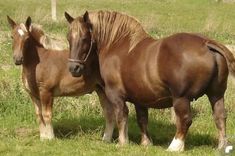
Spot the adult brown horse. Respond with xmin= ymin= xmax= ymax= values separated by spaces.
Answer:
xmin=6 ymin=16 xmax=118 ymax=141
xmin=65 ymin=10 xmax=235 ymax=151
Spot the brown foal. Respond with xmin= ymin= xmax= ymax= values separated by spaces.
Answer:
xmin=65 ymin=10 xmax=235 ymax=151
xmin=7 ymin=16 xmax=116 ymax=141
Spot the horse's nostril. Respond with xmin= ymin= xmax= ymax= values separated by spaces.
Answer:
xmin=74 ymin=65 xmax=79 ymax=71
xmin=69 ymin=64 xmax=80 ymax=73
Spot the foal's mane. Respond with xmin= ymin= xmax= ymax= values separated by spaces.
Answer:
xmin=29 ymin=24 xmax=64 ymax=50
xmin=88 ymin=11 xmax=149 ymax=51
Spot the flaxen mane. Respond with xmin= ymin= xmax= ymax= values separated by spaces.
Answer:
xmin=29 ymin=24 xmax=65 ymax=50
xmin=88 ymin=11 xmax=149 ymax=52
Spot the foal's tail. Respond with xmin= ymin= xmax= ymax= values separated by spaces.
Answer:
xmin=206 ymin=40 xmax=235 ymax=77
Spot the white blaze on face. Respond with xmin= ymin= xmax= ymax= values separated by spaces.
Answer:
xmin=17 ymin=29 xmax=24 ymax=36
xmin=72 ymin=31 xmax=78 ymax=39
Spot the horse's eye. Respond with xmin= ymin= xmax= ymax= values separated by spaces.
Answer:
xmin=81 ymin=37 xmax=88 ymax=41
xmin=11 ymin=36 xmax=13 ymax=39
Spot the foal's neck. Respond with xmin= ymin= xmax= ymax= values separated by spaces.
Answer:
xmin=23 ymin=37 xmax=43 ymax=67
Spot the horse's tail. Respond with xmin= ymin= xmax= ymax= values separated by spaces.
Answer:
xmin=206 ymin=40 xmax=235 ymax=77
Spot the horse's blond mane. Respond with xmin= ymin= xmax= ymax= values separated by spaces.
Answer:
xmin=87 ymin=11 xmax=149 ymax=52
xmin=29 ymin=24 xmax=65 ymax=50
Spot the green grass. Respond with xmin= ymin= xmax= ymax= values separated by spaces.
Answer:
xmin=0 ymin=0 xmax=235 ymax=155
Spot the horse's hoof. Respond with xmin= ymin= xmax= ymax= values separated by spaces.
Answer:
xmin=102 ymin=134 xmax=112 ymax=143
xmin=167 ymin=137 xmax=185 ymax=152
xmin=118 ymin=139 xmax=129 ymax=146
xmin=140 ymin=138 xmax=153 ymax=146
xmin=218 ymin=139 xmax=228 ymax=150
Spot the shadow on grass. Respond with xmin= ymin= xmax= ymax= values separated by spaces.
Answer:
xmin=53 ymin=114 xmax=216 ymax=149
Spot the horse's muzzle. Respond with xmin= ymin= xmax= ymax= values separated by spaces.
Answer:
xmin=69 ymin=63 xmax=84 ymax=77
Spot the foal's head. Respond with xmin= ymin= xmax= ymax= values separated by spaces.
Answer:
xmin=65 ymin=11 xmax=95 ymax=77
xmin=7 ymin=16 xmax=32 ymax=65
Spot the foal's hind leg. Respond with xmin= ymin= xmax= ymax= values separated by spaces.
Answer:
xmin=96 ymin=88 xmax=115 ymax=142
xmin=39 ymin=90 xmax=54 ymax=140
xmin=135 ymin=105 xmax=152 ymax=146
xmin=167 ymin=97 xmax=192 ymax=152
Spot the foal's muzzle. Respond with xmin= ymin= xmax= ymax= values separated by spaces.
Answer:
xmin=13 ymin=55 xmax=23 ymax=65
xmin=69 ymin=62 xmax=84 ymax=77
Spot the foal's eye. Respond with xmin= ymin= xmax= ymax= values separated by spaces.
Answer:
xmin=11 ymin=36 xmax=13 ymax=39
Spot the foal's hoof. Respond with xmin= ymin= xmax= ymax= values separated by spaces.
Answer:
xmin=40 ymin=136 xmax=54 ymax=141
xmin=40 ymin=133 xmax=55 ymax=141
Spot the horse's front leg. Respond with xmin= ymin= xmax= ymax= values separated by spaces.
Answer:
xmin=105 ymin=88 xmax=129 ymax=145
xmin=39 ymin=90 xmax=54 ymax=140
xmin=135 ymin=105 xmax=152 ymax=146
xmin=167 ymin=97 xmax=192 ymax=152
xmin=96 ymin=87 xmax=115 ymax=142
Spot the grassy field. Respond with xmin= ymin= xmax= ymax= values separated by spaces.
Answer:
xmin=0 ymin=0 xmax=235 ymax=155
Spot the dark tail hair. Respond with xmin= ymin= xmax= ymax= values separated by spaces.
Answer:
xmin=206 ymin=40 xmax=235 ymax=77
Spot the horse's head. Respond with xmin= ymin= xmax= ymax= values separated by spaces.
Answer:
xmin=65 ymin=11 xmax=95 ymax=77
xmin=7 ymin=16 xmax=32 ymax=65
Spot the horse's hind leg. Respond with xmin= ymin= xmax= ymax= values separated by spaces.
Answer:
xmin=135 ymin=105 xmax=152 ymax=146
xmin=208 ymin=96 xmax=227 ymax=149
xmin=39 ymin=90 xmax=54 ymax=140
xmin=206 ymin=51 xmax=228 ymax=149
xmin=167 ymin=97 xmax=192 ymax=152
xmin=96 ymin=87 xmax=115 ymax=142
xmin=170 ymin=107 xmax=176 ymax=124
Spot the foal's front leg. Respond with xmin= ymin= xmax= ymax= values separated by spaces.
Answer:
xmin=39 ymin=90 xmax=54 ymax=140
xmin=30 ymin=95 xmax=46 ymax=139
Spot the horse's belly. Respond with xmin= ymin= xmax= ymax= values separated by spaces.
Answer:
xmin=124 ymin=80 xmax=172 ymax=109
xmin=140 ymin=96 xmax=173 ymax=108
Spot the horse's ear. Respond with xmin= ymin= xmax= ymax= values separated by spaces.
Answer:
xmin=25 ymin=16 xmax=32 ymax=31
xmin=64 ymin=12 xmax=74 ymax=24
xmin=83 ymin=11 xmax=92 ymax=30
xmin=7 ymin=16 xmax=16 ymax=29
xmin=83 ymin=11 xmax=89 ymax=23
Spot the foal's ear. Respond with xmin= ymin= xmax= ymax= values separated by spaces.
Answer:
xmin=25 ymin=16 xmax=32 ymax=31
xmin=7 ymin=16 xmax=16 ymax=29
xmin=64 ymin=12 xmax=74 ymax=24
xmin=83 ymin=11 xmax=89 ymax=23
